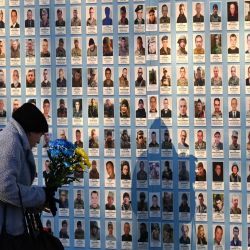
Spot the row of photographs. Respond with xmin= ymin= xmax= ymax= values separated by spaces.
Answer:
xmin=37 ymin=158 xmax=250 ymax=191
xmin=40 ymin=188 xmax=248 ymax=223
xmin=1 ymin=65 xmax=250 ymax=93
xmin=2 ymin=96 xmax=250 ymax=127
xmin=1 ymin=2 xmax=250 ymax=36
xmin=40 ymin=218 xmax=249 ymax=249
xmin=4 ymin=34 xmax=250 ymax=66
xmin=28 ymin=126 xmax=250 ymax=159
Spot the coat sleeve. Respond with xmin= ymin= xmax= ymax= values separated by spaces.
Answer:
xmin=0 ymin=137 xmax=45 ymax=208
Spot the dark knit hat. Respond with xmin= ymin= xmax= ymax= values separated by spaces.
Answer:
xmin=12 ymin=103 xmax=48 ymax=133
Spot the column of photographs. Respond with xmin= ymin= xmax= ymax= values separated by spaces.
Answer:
xmin=0 ymin=0 xmax=250 ymax=249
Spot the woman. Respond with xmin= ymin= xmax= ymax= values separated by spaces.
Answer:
xmin=0 ymin=103 xmax=56 ymax=247
xmin=121 ymin=161 xmax=131 ymax=180
xmin=197 ymin=225 xmax=207 ymax=245
xmin=120 ymin=99 xmax=130 ymax=118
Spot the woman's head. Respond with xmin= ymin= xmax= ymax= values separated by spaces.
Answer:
xmin=12 ymin=103 xmax=48 ymax=147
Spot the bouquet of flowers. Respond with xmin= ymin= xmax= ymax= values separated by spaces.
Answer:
xmin=45 ymin=139 xmax=91 ymax=190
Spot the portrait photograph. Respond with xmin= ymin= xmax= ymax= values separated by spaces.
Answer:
xmin=134 ymin=35 xmax=146 ymax=64
xmin=0 ymin=39 xmax=6 ymax=65
xmin=210 ymin=65 xmax=223 ymax=94
xmin=24 ymin=8 xmax=35 ymax=32
xmin=159 ymin=3 xmax=171 ymax=32
xmin=87 ymin=37 xmax=98 ymax=65
xmin=135 ymin=66 xmax=146 ymax=95
xmin=118 ymin=36 xmax=129 ymax=64
xmin=70 ymin=6 xmax=82 ymax=35
xmin=55 ymin=7 xmax=66 ymax=34
xmin=159 ymin=35 xmax=171 ymax=63
xmin=176 ymin=34 xmax=188 ymax=62
xmin=10 ymin=9 xmax=20 ymax=36
xmin=118 ymin=5 xmax=129 ymax=33
xmin=86 ymin=6 xmax=97 ymax=34
xmin=146 ymin=6 xmax=157 ymax=31
xmin=147 ymin=95 xmax=159 ymax=119
xmin=176 ymin=3 xmax=188 ymax=31
xmin=147 ymin=66 xmax=158 ymax=91
xmin=179 ymin=224 xmax=191 ymax=245
xmin=192 ymin=2 xmax=204 ymax=30
xmin=103 ymin=36 xmax=113 ymax=64
xmin=134 ymin=4 xmax=145 ymax=33
xmin=194 ymin=66 xmax=205 ymax=94
xmin=146 ymin=35 xmax=158 ymax=61
xmin=179 ymin=193 xmax=190 ymax=221
xmin=102 ymin=5 xmax=113 ymax=33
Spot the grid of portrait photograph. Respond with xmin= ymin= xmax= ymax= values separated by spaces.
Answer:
xmin=2 ymin=0 xmax=250 ymax=249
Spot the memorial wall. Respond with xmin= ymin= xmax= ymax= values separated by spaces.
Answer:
xmin=0 ymin=0 xmax=250 ymax=249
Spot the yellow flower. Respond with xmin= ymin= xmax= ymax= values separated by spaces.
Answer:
xmin=75 ymin=147 xmax=91 ymax=168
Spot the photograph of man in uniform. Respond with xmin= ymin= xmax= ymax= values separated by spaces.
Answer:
xmin=211 ymin=34 xmax=222 ymax=54
xmin=105 ymin=191 xmax=115 ymax=210
xmin=56 ymin=38 xmax=66 ymax=58
xmin=134 ymin=5 xmax=144 ymax=25
xmin=229 ymin=130 xmax=240 ymax=150
xmin=195 ymin=98 xmax=205 ymax=118
xmin=10 ymin=39 xmax=20 ymax=58
xmin=89 ymin=160 xmax=99 ymax=179
xmin=57 ymin=98 xmax=67 ymax=118
xmin=177 ymin=35 xmax=187 ymax=55
xmin=177 ymin=3 xmax=187 ymax=23
xmin=103 ymin=67 xmax=113 ymax=87
xmin=213 ymin=163 xmax=223 ymax=182
xmin=71 ymin=8 xmax=81 ymax=27
xmin=195 ymin=130 xmax=206 ymax=150
xmin=212 ymin=131 xmax=223 ymax=151
xmin=55 ymin=8 xmax=65 ymax=27
xmin=212 ymin=98 xmax=222 ymax=118
xmin=210 ymin=3 xmax=221 ymax=22
xmin=135 ymin=67 xmax=146 ymax=87
xmin=136 ymin=130 xmax=146 ymax=149
xmin=135 ymin=36 xmax=145 ymax=56
xmin=74 ymin=190 xmax=84 ymax=209
xmin=228 ymin=66 xmax=239 ymax=86
xmin=193 ymin=2 xmax=204 ymax=22
xmin=211 ymin=66 xmax=222 ymax=86
xmin=71 ymin=38 xmax=82 ymax=57
xmin=86 ymin=38 xmax=97 ymax=57
xmin=160 ymin=35 xmax=171 ymax=55
xmin=86 ymin=7 xmax=96 ymax=26
xmin=160 ymin=4 xmax=170 ymax=23
xmin=104 ymin=99 xmax=114 ymax=118
xmin=230 ymin=195 xmax=241 ymax=214
xmin=88 ymin=129 xmax=99 ymax=148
